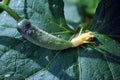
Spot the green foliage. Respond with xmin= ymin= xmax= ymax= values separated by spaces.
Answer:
xmin=89 ymin=0 xmax=120 ymax=42
xmin=78 ymin=0 xmax=100 ymax=15
xmin=0 ymin=0 xmax=120 ymax=80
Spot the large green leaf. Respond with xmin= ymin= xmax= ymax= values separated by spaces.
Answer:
xmin=0 ymin=0 xmax=120 ymax=80
xmin=89 ymin=0 xmax=120 ymax=42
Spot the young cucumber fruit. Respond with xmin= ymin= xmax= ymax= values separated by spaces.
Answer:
xmin=17 ymin=19 xmax=94 ymax=50
xmin=17 ymin=19 xmax=73 ymax=50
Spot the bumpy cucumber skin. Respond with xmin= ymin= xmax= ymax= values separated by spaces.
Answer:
xmin=17 ymin=19 xmax=73 ymax=50
xmin=0 ymin=0 xmax=10 ymax=13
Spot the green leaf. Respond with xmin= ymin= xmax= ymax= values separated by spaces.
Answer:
xmin=89 ymin=0 xmax=120 ymax=42
xmin=0 ymin=0 xmax=120 ymax=80
xmin=64 ymin=0 xmax=100 ymax=28
xmin=78 ymin=0 xmax=100 ymax=15
xmin=94 ymin=33 xmax=120 ymax=57
xmin=76 ymin=33 xmax=120 ymax=80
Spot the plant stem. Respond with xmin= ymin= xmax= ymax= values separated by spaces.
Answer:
xmin=0 ymin=2 xmax=21 ymax=21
